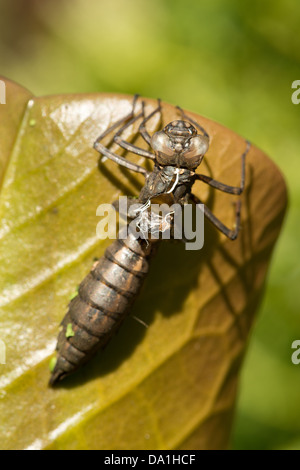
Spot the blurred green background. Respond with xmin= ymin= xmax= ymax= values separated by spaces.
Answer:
xmin=0 ymin=0 xmax=299 ymax=450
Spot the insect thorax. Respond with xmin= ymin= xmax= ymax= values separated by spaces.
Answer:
xmin=139 ymin=165 xmax=194 ymax=204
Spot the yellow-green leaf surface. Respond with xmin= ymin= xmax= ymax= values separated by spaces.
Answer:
xmin=0 ymin=77 xmax=287 ymax=450
xmin=0 ymin=78 xmax=33 ymax=185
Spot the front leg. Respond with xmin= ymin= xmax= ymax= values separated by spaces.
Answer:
xmin=113 ymin=106 xmax=156 ymax=160
xmin=139 ymin=99 xmax=162 ymax=145
xmin=194 ymin=141 xmax=250 ymax=195
xmin=94 ymin=93 xmax=139 ymax=143
xmin=189 ymin=193 xmax=241 ymax=240
xmin=94 ymin=140 xmax=150 ymax=176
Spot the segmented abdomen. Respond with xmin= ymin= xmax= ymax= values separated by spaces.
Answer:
xmin=49 ymin=228 xmax=155 ymax=385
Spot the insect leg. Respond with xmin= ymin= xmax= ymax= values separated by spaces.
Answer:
xmin=139 ymin=99 xmax=162 ymax=145
xmin=113 ymin=111 xmax=156 ymax=160
xmin=94 ymin=95 xmax=151 ymax=175
xmin=195 ymin=141 xmax=250 ymax=195
xmin=176 ymin=105 xmax=209 ymax=139
xmin=95 ymin=93 xmax=140 ymax=145
xmin=94 ymin=140 xmax=150 ymax=176
xmin=190 ymin=193 xmax=241 ymax=240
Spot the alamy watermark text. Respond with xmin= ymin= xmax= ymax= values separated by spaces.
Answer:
xmin=291 ymin=80 xmax=300 ymax=104
xmin=0 ymin=79 xmax=6 ymax=104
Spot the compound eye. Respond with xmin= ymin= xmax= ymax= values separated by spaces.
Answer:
xmin=186 ymin=135 xmax=209 ymax=158
xmin=151 ymin=131 xmax=174 ymax=157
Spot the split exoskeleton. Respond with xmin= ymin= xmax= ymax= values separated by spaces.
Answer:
xmin=49 ymin=95 xmax=250 ymax=385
